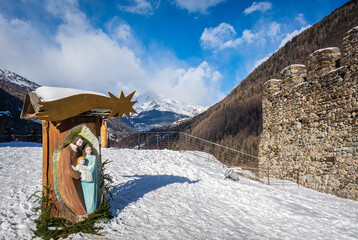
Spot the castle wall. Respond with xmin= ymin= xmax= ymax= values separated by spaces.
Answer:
xmin=258 ymin=27 xmax=358 ymax=200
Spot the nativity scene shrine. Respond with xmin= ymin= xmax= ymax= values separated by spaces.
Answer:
xmin=21 ymin=87 xmax=136 ymax=222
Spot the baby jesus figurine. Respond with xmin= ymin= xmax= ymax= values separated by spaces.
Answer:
xmin=72 ymin=156 xmax=94 ymax=182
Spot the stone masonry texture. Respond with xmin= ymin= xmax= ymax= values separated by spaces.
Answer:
xmin=259 ymin=27 xmax=358 ymax=200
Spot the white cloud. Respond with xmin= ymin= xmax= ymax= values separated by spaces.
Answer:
xmin=279 ymin=25 xmax=311 ymax=48
xmin=295 ymin=13 xmax=307 ymax=25
xmin=267 ymin=22 xmax=281 ymax=38
xmin=173 ymin=0 xmax=225 ymax=14
xmin=0 ymin=2 xmax=223 ymax=106
xmin=200 ymin=23 xmax=257 ymax=51
xmin=250 ymin=24 xmax=311 ymax=73
xmin=244 ymin=1 xmax=272 ymax=15
xmin=114 ymin=24 xmax=132 ymax=40
xmin=119 ymin=0 xmax=158 ymax=16
xmin=148 ymin=61 xmax=224 ymax=105
xmin=0 ymin=6 xmax=140 ymax=92
xmin=46 ymin=0 xmax=79 ymax=18
xmin=200 ymin=23 xmax=237 ymax=50
xmin=242 ymin=29 xmax=255 ymax=43
xmin=105 ymin=17 xmax=132 ymax=42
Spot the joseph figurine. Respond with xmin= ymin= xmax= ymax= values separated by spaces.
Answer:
xmin=58 ymin=135 xmax=87 ymax=215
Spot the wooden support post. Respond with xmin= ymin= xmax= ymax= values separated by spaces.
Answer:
xmin=100 ymin=120 xmax=108 ymax=148
xmin=42 ymin=120 xmax=50 ymax=192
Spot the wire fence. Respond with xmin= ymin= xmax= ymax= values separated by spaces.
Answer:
xmin=108 ymin=131 xmax=300 ymax=187
xmin=180 ymin=132 xmax=259 ymax=174
xmin=108 ymin=131 xmax=181 ymax=150
xmin=0 ymin=127 xmax=300 ymax=186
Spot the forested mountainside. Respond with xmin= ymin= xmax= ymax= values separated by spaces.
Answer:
xmin=0 ymin=88 xmax=41 ymax=140
xmin=182 ymin=0 xmax=358 ymax=156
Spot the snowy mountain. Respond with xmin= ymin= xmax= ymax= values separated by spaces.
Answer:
xmin=134 ymin=92 xmax=208 ymax=117
xmin=121 ymin=92 xmax=208 ymax=131
xmin=0 ymin=68 xmax=39 ymax=96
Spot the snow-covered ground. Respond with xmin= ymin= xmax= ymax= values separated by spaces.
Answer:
xmin=0 ymin=143 xmax=357 ymax=240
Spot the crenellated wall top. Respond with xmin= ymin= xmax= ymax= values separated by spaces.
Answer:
xmin=263 ymin=26 xmax=357 ymax=98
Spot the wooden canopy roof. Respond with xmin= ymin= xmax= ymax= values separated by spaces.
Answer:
xmin=21 ymin=87 xmax=136 ymax=122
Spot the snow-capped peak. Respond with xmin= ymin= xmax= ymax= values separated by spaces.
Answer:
xmin=134 ymin=92 xmax=208 ymax=117
xmin=0 ymin=68 xmax=40 ymax=91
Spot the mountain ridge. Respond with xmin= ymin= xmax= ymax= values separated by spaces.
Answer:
xmin=0 ymin=68 xmax=40 ymax=100
xmin=134 ymin=92 xmax=208 ymax=117
xmin=124 ymin=92 xmax=208 ymax=131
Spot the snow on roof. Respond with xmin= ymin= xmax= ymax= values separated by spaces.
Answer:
xmin=35 ymin=86 xmax=106 ymax=102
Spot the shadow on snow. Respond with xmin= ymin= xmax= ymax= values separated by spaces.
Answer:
xmin=111 ymin=174 xmax=199 ymax=216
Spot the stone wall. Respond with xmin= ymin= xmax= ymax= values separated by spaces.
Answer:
xmin=258 ymin=27 xmax=358 ymax=200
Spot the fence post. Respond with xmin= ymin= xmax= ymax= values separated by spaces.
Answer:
xmin=157 ymin=132 xmax=159 ymax=150
xmin=138 ymin=132 xmax=140 ymax=150
xmin=179 ymin=133 xmax=182 ymax=152
xmin=146 ymin=132 xmax=148 ymax=149
xmin=297 ymin=169 xmax=299 ymax=187
xmin=182 ymin=133 xmax=188 ymax=150
xmin=282 ymin=163 xmax=285 ymax=187
xmin=267 ymin=164 xmax=270 ymax=185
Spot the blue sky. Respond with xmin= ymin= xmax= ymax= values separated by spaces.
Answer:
xmin=0 ymin=0 xmax=350 ymax=106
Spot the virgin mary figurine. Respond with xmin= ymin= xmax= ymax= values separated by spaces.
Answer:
xmin=81 ymin=143 xmax=98 ymax=213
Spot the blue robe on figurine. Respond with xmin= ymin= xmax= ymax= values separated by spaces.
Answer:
xmin=81 ymin=155 xmax=98 ymax=213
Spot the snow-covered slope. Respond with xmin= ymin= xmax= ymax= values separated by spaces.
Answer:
xmin=135 ymin=92 xmax=208 ymax=117
xmin=0 ymin=68 xmax=39 ymax=92
xmin=1 ymin=143 xmax=357 ymax=240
